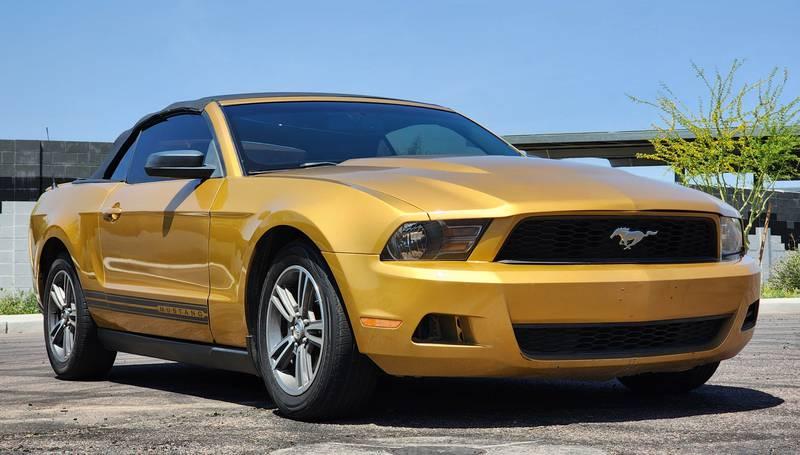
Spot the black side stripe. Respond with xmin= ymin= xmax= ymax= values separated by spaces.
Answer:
xmin=107 ymin=293 xmax=208 ymax=312
xmin=84 ymin=291 xmax=209 ymax=325
xmin=84 ymin=291 xmax=206 ymax=311
xmin=87 ymin=300 xmax=209 ymax=325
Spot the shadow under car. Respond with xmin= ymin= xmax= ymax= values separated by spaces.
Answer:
xmin=105 ymin=362 xmax=784 ymax=427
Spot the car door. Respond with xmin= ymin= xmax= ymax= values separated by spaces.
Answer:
xmin=92 ymin=114 xmax=223 ymax=343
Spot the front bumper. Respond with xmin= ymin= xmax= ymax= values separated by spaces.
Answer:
xmin=324 ymin=252 xmax=760 ymax=379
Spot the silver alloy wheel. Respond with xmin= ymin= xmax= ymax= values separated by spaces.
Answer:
xmin=48 ymin=270 xmax=78 ymax=362
xmin=266 ymin=265 xmax=325 ymax=395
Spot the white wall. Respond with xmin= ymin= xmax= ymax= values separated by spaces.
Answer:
xmin=748 ymin=228 xmax=789 ymax=283
xmin=0 ymin=201 xmax=35 ymax=291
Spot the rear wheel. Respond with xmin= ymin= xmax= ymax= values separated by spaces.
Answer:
xmin=256 ymin=241 xmax=376 ymax=420
xmin=43 ymin=255 xmax=116 ymax=379
xmin=617 ymin=362 xmax=719 ymax=394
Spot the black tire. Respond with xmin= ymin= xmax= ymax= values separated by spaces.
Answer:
xmin=617 ymin=362 xmax=720 ymax=394
xmin=43 ymin=255 xmax=116 ymax=379
xmin=256 ymin=241 xmax=376 ymax=420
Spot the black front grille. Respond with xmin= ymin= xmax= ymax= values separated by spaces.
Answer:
xmin=513 ymin=315 xmax=729 ymax=359
xmin=496 ymin=215 xmax=718 ymax=263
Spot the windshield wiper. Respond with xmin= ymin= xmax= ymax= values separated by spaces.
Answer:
xmin=298 ymin=161 xmax=338 ymax=168
xmin=248 ymin=162 xmax=338 ymax=175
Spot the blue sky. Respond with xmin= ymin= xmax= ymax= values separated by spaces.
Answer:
xmin=1 ymin=0 xmax=798 ymax=142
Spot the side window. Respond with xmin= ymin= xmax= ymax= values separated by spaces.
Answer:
xmin=109 ymin=136 xmax=138 ymax=181
xmin=126 ymin=114 xmax=220 ymax=184
xmin=385 ymin=124 xmax=484 ymax=156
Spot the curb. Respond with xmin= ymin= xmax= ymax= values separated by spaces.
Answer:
xmin=761 ymin=297 xmax=800 ymax=304
xmin=759 ymin=298 xmax=800 ymax=314
xmin=0 ymin=298 xmax=798 ymax=335
xmin=1 ymin=313 xmax=43 ymax=335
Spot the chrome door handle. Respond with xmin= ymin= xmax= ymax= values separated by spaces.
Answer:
xmin=102 ymin=205 xmax=122 ymax=222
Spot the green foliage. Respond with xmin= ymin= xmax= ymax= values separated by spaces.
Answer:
xmin=761 ymin=284 xmax=800 ymax=298
xmin=0 ymin=289 xmax=39 ymax=315
xmin=629 ymin=60 xmax=800 ymax=247
xmin=767 ymin=250 xmax=800 ymax=294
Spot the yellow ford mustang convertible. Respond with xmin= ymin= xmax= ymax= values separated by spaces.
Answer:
xmin=30 ymin=93 xmax=760 ymax=419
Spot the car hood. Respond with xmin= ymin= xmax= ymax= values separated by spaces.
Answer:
xmin=268 ymin=156 xmax=739 ymax=218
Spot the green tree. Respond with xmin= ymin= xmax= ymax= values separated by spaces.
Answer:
xmin=629 ymin=60 xmax=800 ymax=246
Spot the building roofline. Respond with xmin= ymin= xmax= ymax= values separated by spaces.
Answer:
xmin=504 ymin=129 xmax=694 ymax=145
xmin=505 ymin=125 xmax=800 ymax=146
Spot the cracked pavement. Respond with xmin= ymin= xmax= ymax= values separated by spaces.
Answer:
xmin=0 ymin=313 xmax=797 ymax=454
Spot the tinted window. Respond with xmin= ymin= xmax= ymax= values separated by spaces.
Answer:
xmin=386 ymin=124 xmax=486 ymax=156
xmin=223 ymin=102 xmax=519 ymax=173
xmin=126 ymin=114 xmax=218 ymax=184
xmin=109 ymin=136 xmax=137 ymax=181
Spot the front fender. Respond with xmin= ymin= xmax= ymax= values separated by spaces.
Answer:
xmin=29 ymin=181 xmax=119 ymax=298
xmin=207 ymin=176 xmax=428 ymax=346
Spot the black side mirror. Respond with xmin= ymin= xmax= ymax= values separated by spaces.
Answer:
xmin=144 ymin=150 xmax=215 ymax=179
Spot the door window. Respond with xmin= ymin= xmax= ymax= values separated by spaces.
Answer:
xmin=126 ymin=114 xmax=220 ymax=184
xmin=109 ymin=136 xmax=138 ymax=181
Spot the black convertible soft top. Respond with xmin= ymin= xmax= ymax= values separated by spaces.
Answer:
xmin=91 ymin=92 xmax=433 ymax=179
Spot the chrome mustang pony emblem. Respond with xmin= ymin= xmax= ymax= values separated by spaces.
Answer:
xmin=610 ymin=227 xmax=658 ymax=250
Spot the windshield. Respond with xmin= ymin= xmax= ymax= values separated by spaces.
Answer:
xmin=222 ymin=101 xmax=520 ymax=173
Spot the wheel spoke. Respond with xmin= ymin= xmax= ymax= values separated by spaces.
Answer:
xmin=306 ymin=318 xmax=323 ymax=347
xmin=300 ymin=273 xmax=314 ymax=315
xmin=276 ymin=286 xmax=298 ymax=317
xmin=295 ymin=344 xmax=314 ymax=386
xmin=57 ymin=285 xmax=66 ymax=306
xmin=270 ymin=336 xmax=295 ymax=370
xmin=302 ymin=344 xmax=314 ymax=379
xmin=64 ymin=280 xmax=72 ymax=308
xmin=306 ymin=320 xmax=323 ymax=331
xmin=63 ymin=327 xmax=73 ymax=357
xmin=295 ymin=345 xmax=305 ymax=386
xmin=70 ymin=282 xmax=78 ymax=310
xmin=50 ymin=319 xmax=65 ymax=339
xmin=270 ymin=294 xmax=293 ymax=322
xmin=297 ymin=272 xmax=306 ymax=313
xmin=50 ymin=287 xmax=65 ymax=310
xmin=283 ymin=287 xmax=300 ymax=314
xmin=306 ymin=333 xmax=323 ymax=348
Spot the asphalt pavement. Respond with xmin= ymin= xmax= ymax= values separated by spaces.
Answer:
xmin=0 ymin=311 xmax=798 ymax=454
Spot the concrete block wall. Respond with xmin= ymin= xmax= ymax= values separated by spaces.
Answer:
xmin=748 ymin=228 xmax=795 ymax=283
xmin=0 ymin=201 xmax=36 ymax=291
xmin=0 ymin=139 xmax=114 ymax=292
xmin=0 ymin=139 xmax=112 ymax=201
xmin=757 ymin=191 xmax=800 ymax=250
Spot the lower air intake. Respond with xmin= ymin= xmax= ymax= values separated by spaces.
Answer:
xmin=513 ymin=315 xmax=729 ymax=360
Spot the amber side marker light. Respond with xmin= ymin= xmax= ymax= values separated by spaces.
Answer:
xmin=360 ymin=317 xmax=402 ymax=329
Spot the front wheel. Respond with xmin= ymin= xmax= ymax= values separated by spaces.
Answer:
xmin=617 ymin=362 xmax=720 ymax=394
xmin=256 ymin=241 xmax=376 ymax=420
xmin=43 ymin=255 xmax=116 ymax=379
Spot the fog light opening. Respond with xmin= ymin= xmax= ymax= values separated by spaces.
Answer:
xmin=412 ymin=314 xmax=474 ymax=345
xmin=741 ymin=300 xmax=759 ymax=331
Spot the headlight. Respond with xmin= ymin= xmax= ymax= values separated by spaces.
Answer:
xmin=720 ymin=216 xmax=744 ymax=259
xmin=381 ymin=220 xmax=490 ymax=261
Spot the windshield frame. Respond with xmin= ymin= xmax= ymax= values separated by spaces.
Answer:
xmin=220 ymin=100 xmax=523 ymax=174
